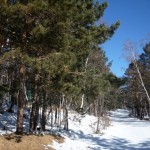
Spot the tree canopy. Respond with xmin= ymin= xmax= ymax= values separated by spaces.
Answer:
xmin=0 ymin=0 xmax=120 ymax=134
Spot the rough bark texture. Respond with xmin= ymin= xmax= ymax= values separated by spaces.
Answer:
xmin=16 ymin=65 xmax=26 ymax=135
xmin=29 ymin=75 xmax=39 ymax=131
xmin=16 ymin=84 xmax=24 ymax=134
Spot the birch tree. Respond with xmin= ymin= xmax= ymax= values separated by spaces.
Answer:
xmin=124 ymin=41 xmax=150 ymax=106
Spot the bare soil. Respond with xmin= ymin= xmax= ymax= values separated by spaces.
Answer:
xmin=0 ymin=133 xmax=64 ymax=150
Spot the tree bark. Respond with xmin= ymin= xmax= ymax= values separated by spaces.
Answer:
xmin=63 ymin=98 xmax=68 ymax=131
xmin=130 ymin=49 xmax=150 ymax=110
xmin=41 ymin=92 xmax=47 ymax=131
xmin=96 ymin=94 xmax=104 ymax=133
xmin=54 ymin=106 xmax=58 ymax=125
xmin=64 ymin=106 xmax=68 ymax=131
xmin=33 ymin=95 xmax=39 ymax=130
xmin=16 ymin=64 xmax=26 ymax=135
xmin=29 ymin=75 xmax=39 ymax=131
xmin=16 ymin=83 xmax=24 ymax=134
xmin=50 ymin=105 xmax=53 ymax=127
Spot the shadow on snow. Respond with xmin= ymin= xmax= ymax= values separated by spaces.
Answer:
xmin=67 ymin=128 xmax=150 ymax=150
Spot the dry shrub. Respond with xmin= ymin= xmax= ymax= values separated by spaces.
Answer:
xmin=101 ymin=115 xmax=111 ymax=129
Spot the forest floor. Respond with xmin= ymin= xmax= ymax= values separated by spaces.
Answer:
xmin=0 ymin=109 xmax=150 ymax=150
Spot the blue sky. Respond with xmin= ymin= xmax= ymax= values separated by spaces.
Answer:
xmin=100 ymin=0 xmax=150 ymax=77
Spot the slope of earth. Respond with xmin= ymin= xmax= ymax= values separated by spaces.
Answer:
xmin=0 ymin=133 xmax=64 ymax=150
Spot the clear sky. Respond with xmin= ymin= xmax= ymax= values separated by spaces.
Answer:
xmin=100 ymin=0 xmax=150 ymax=77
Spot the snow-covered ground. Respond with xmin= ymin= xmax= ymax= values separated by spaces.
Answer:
xmin=0 ymin=105 xmax=30 ymax=135
xmin=0 ymin=108 xmax=150 ymax=150
xmin=51 ymin=109 xmax=150 ymax=150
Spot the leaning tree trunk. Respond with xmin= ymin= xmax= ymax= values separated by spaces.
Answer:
xmin=130 ymin=49 xmax=150 ymax=111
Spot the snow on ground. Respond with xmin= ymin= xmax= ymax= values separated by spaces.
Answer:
xmin=51 ymin=109 xmax=150 ymax=150
xmin=0 ymin=111 xmax=17 ymax=135
xmin=0 ymin=105 xmax=30 ymax=135
xmin=0 ymin=107 xmax=150 ymax=150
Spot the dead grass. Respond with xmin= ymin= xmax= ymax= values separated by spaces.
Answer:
xmin=0 ymin=133 xmax=64 ymax=150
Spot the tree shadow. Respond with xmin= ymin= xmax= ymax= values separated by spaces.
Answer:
xmin=66 ymin=128 xmax=150 ymax=150
xmin=110 ymin=110 xmax=150 ymax=127
xmin=4 ymin=134 xmax=22 ymax=143
xmin=0 ymin=111 xmax=29 ymax=133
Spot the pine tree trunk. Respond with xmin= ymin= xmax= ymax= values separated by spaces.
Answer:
xmin=16 ymin=64 xmax=26 ymax=135
xmin=54 ymin=106 xmax=58 ymax=125
xmin=29 ymin=75 xmax=38 ymax=131
xmin=29 ymin=104 xmax=35 ymax=131
xmin=93 ymin=102 xmax=97 ymax=116
xmin=16 ymin=83 xmax=24 ymax=134
xmin=33 ymin=95 xmax=39 ymax=130
xmin=51 ymin=106 xmax=53 ymax=127
xmin=41 ymin=92 xmax=47 ymax=131
xmin=64 ymin=106 xmax=68 ymax=131
xmin=63 ymin=98 xmax=68 ymax=131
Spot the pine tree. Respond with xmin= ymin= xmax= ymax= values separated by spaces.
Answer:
xmin=0 ymin=0 xmax=120 ymax=133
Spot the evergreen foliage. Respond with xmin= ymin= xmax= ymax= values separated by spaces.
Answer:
xmin=0 ymin=0 xmax=120 ymax=134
